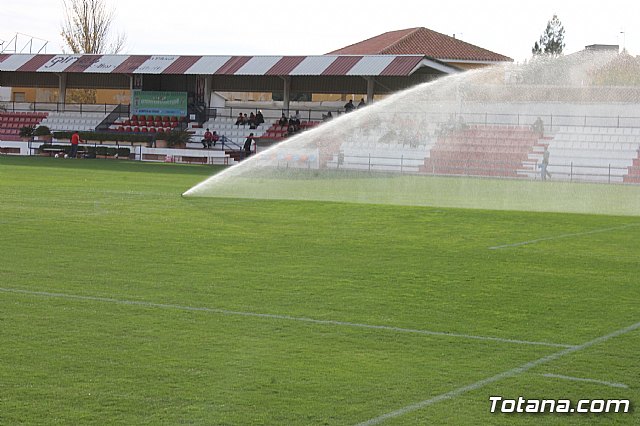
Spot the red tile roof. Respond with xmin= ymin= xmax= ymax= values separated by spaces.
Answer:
xmin=328 ymin=27 xmax=512 ymax=63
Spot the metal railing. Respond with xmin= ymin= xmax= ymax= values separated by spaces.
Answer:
xmin=0 ymin=101 xmax=124 ymax=115
xmin=203 ymin=106 xmax=345 ymax=123
xmin=328 ymin=153 xmax=637 ymax=184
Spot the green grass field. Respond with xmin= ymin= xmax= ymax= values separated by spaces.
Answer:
xmin=1 ymin=156 xmax=638 ymax=425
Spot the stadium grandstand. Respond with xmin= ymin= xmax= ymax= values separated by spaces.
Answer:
xmin=1 ymin=28 xmax=640 ymax=184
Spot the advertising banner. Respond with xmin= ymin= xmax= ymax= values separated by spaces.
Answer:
xmin=132 ymin=91 xmax=187 ymax=116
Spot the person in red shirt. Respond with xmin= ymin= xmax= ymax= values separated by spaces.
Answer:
xmin=70 ymin=131 xmax=82 ymax=158
xmin=201 ymin=128 xmax=213 ymax=148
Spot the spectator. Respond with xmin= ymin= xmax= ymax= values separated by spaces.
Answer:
xmin=357 ymin=98 xmax=366 ymax=109
xmin=211 ymin=131 xmax=219 ymax=147
xmin=540 ymin=145 xmax=551 ymax=180
xmin=457 ymin=115 xmax=469 ymax=131
xmin=322 ymin=111 xmax=333 ymax=121
xmin=235 ymin=113 xmax=245 ymax=126
xmin=344 ymin=99 xmax=355 ymax=113
xmin=532 ymin=117 xmax=544 ymax=137
xmin=289 ymin=114 xmax=300 ymax=132
xmin=202 ymin=128 xmax=213 ymax=148
xmin=255 ymin=110 xmax=265 ymax=125
xmin=248 ymin=112 xmax=256 ymax=128
xmin=243 ymin=133 xmax=254 ymax=158
xmin=70 ymin=130 xmax=82 ymax=158
xmin=278 ymin=113 xmax=288 ymax=127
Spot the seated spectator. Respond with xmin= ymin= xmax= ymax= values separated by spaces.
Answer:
xmin=344 ymin=99 xmax=355 ymax=113
xmin=289 ymin=114 xmax=300 ymax=132
xmin=532 ymin=117 xmax=544 ymax=137
xmin=357 ymin=98 xmax=366 ymax=109
xmin=322 ymin=111 xmax=333 ymax=121
xmin=248 ymin=112 xmax=257 ymax=129
xmin=278 ymin=113 xmax=288 ymax=127
xmin=255 ymin=110 xmax=265 ymax=125
xmin=235 ymin=113 xmax=245 ymax=126
xmin=201 ymin=128 xmax=213 ymax=148
xmin=457 ymin=115 xmax=468 ymax=131
xmin=211 ymin=131 xmax=219 ymax=147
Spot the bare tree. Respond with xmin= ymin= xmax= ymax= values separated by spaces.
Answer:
xmin=60 ymin=0 xmax=125 ymax=103
xmin=60 ymin=0 xmax=126 ymax=54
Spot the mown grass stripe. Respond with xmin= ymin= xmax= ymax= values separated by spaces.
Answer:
xmin=0 ymin=287 xmax=574 ymax=348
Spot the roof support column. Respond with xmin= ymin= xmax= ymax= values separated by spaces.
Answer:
xmin=203 ymin=75 xmax=213 ymax=109
xmin=366 ymin=77 xmax=375 ymax=103
xmin=58 ymin=73 xmax=67 ymax=105
xmin=281 ymin=76 xmax=291 ymax=114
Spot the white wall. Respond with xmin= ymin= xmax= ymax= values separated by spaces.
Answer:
xmin=0 ymin=87 xmax=10 ymax=102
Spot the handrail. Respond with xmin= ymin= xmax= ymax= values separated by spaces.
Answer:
xmin=219 ymin=135 xmax=243 ymax=151
xmin=327 ymin=152 xmax=635 ymax=183
xmin=0 ymin=101 xmax=126 ymax=115
xmin=204 ymin=106 xmax=345 ymax=123
xmin=5 ymin=100 xmax=640 ymax=132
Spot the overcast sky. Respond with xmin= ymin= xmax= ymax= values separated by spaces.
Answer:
xmin=1 ymin=0 xmax=638 ymax=63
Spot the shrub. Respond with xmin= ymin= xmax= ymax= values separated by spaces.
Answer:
xmin=33 ymin=125 xmax=51 ymax=136
xmin=52 ymin=131 xmax=152 ymax=144
xmin=19 ymin=126 xmax=35 ymax=138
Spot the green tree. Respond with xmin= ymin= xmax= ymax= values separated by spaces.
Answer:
xmin=532 ymin=14 xmax=565 ymax=57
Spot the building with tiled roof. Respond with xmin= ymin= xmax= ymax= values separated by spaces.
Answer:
xmin=1 ymin=28 xmax=511 ymax=107
xmin=329 ymin=27 xmax=512 ymax=70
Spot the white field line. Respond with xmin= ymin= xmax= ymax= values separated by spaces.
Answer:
xmin=356 ymin=320 xmax=640 ymax=426
xmin=0 ymin=287 xmax=573 ymax=349
xmin=542 ymin=373 xmax=628 ymax=389
xmin=489 ymin=223 xmax=639 ymax=250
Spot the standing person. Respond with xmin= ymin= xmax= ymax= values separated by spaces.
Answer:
xmin=243 ymin=133 xmax=254 ymax=158
xmin=70 ymin=130 xmax=82 ymax=158
xmin=540 ymin=145 xmax=551 ymax=181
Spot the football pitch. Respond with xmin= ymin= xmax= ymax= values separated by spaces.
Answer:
xmin=1 ymin=156 xmax=638 ymax=425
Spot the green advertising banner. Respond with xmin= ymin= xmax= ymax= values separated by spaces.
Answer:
xmin=131 ymin=91 xmax=187 ymax=117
